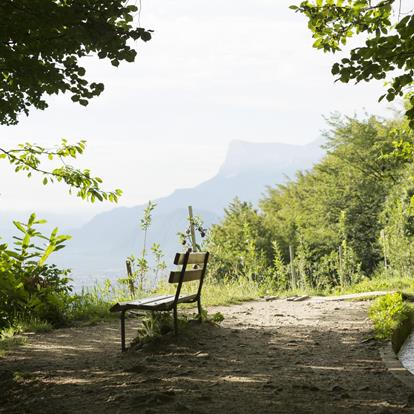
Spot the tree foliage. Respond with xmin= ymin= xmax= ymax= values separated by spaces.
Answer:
xmin=0 ymin=1 xmax=153 ymax=331
xmin=207 ymin=115 xmax=414 ymax=291
xmin=292 ymin=0 xmax=414 ymax=126
xmin=0 ymin=0 xmax=152 ymax=125
xmin=262 ymin=115 xmax=401 ymax=275
xmin=0 ymin=1 xmax=152 ymax=202
xmin=206 ymin=199 xmax=271 ymax=283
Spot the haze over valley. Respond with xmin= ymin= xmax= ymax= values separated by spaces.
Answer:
xmin=1 ymin=139 xmax=324 ymax=288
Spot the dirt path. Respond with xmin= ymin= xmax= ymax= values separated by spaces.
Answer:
xmin=2 ymin=297 xmax=414 ymax=413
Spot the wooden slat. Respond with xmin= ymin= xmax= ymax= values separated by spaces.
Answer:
xmin=169 ymin=269 xmax=203 ymax=283
xmin=110 ymin=294 xmax=197 ymax=312
xmin=139 ymin=294 xmax=197 ymax=310
xmin=139 ymin=295 xmax=175 ymax=309
xmin=176 ymin=294 xmax=197 ymax=304
xmin=174 ymin=252 xmax=207 ymax=265
xmin=110 ymin=295 xmax=174 ymax=312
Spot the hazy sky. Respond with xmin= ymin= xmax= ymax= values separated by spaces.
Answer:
xmin=0 ymin=0 xmax=393 ymax=217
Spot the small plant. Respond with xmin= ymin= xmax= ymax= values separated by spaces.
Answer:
xmin=151 ymin=243 xmax=167 ymax=285
xmin=211 ymin=311 xmax=225 ymax=324
xmin=368 ymin=293 xmax=413 ymax=340
xmin=132 ymin=307 xmax=225 ymax=348
xmin=178 ymin=215 xmax=207 ymax=251
xmin=271 ymin=241 xmax=289 ymax=291
xmin=194 ymin=308 xmax=224 ymax=324
xmin=121 ymin=201 xmax=167 ymax=296
xmin=132 ymin=312 xmax=179 ymax=347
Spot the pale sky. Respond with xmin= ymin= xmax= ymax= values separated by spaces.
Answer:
xmin=0 ymin=0 xmax=393 ymax=218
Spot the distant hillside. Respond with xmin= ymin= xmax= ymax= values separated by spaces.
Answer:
xmin=4 ymin=139 xmax=326 ymax=288
xmin=147 ymin=139 xmax=325 ymax=215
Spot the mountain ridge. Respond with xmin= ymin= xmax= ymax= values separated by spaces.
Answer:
xmin=2 ymin=139 xmax=326 ymax=288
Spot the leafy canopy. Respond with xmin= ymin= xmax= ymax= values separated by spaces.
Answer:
xmin=0 ymin=0 xmax=152 ymax=202
xmin=208 ymin=115 xmax=414 ymax=291
xmin=0 ymin=1 xmax=152 ymax=330
xmin=0 ymin=0 xmax=152 ymax=125
xmin=292 ymin=0 xmax=414 ymax=126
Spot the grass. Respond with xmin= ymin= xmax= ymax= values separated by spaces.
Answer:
xmin=277 ymin=286 xmax=325 ymax=298
xmin=332 ymin=275 xmax=414 ymax=340
xmin=92 ymin=272 xmax=414 ymax=318
xmin=16 ymin=274 xmax=414 ymax=327
xmin=0 ymin=317 xmax=53 ymax=357
xmin=0 ymin=327 xmax=27 ymax=358
xmin=0 ymin=337 xmax=26 ymax=358
xmin=335 ymin=274 xmax=414 ymax=296
xmin=130 ymin=307 xmax=225 ymax=348
xmin=66 ymin=280 xmax=134 ymax=325
xmin=68 ymin=292 xmax=115 ymax=325
xmin=3 ymin=270 xmax=414 ymax=354
xmin=154 ymin=277 xmax=262 ymax=307
xmin=20 ymin=318 xmax=54 ymax=333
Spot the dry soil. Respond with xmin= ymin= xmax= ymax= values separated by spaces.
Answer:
xmin=1 ymin=296 xmax=414 ymax=413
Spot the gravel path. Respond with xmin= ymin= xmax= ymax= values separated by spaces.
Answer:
xmin=1 ymin=297 xmax=414 ymax=413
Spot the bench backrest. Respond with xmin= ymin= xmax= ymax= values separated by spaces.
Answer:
xmin=169 ymin=251 xmax=209 ymax=301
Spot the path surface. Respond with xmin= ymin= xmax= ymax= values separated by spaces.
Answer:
xmin=2 ymin=297 xmax=414 ymax=413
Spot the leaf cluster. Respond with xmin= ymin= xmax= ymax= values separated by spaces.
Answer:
xmin=0 ymin=0 xmax=152 ymax=125
xmin=0 ymin=213 xmax=73 ymax=329
xmin=369 ymin=292 xmax=412 ymax=339
xmin=292 ymin=0 xmax=414 ymax=126
xmin=178 ymin=215 xmax=208 ymax=251
xmin=0 ymin=138 xmax=122 ymax=202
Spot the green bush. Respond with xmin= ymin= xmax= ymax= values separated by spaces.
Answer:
xmin=0 ymin=214 xmax=73 ymax=330
xmin=368 ymin=293 xmax=413 ymax=340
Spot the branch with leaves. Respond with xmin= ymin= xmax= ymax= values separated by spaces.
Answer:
xmin=292 ymin=0 xmax=414 ymax=126
xmin=0 ymin=139 xmax=122 ymax=203
xmin=0 ymin=0 xmax=153 ymax=125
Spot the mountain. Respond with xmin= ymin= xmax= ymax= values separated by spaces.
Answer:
xmin=5 ymin=139 xmax=326 ymax=288
xmin=145 ymin=139 xmax=325 ymax=216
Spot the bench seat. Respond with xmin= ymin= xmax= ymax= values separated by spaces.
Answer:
xmin=110 ymin=293 xmax=197 ymax=312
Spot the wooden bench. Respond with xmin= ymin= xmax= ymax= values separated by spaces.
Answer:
xmin=110 ymin=251 xmax=209 ymax=351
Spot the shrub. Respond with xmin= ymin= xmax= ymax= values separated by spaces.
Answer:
xmin=368 ymin=293 xmax=413 ymax=340
xmin=0 ymin=214 xmax=72 ymax=330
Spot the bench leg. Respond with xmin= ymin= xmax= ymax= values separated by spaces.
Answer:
xmin=173 ymin=307 xmax=178 ymax=335
xmin=197 ymin=299 xmax=202 ymax=322
xmin=120 ymin=310 xmax=126 ymax=352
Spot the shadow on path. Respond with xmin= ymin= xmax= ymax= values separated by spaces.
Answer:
xmin=1 ymin=299 xmax=414 ymax=413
